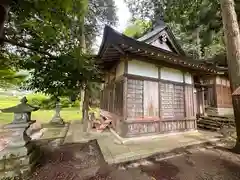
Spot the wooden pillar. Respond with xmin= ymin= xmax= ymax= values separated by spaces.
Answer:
xmin=158 ymin=67 xmax=162 ymax=119
xmin=201 ymin=87 xmax=205 ymax=115
xmin=183 ymin=73 xmax=187 ymax=129
xmin=158 ymin=66 xmax=162 ymax=132
xmin=213 ymin=76 xmax=218 ymax=108
xmin=123 ymin=56 xmax=128 ymax=121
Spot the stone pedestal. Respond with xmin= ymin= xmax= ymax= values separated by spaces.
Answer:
xmin=4 ymin=123 xmax=31 ymax=148
xmin=0 ymin=123 xmax=34 ymax=179
xmin=51 ymin=102 xmax=64 ymax=125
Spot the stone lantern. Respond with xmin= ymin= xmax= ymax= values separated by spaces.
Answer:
xmin=1 ymin=96 xmax=39 ymax=127
xmin=0 ymin=97 xmax=40 ymax=178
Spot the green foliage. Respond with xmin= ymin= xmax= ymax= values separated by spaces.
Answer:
xmin=0 ymin=51 xmax=26 ymax=88
xmin=2 ymin=0 xmax=117 ymax=97
xmin=124 ymin=19 xmax=152 ymax=38
xmin=26 ymin=93 xmax=80 ymax=110
xmin=124 ymin=0 xmax=234 ymax=59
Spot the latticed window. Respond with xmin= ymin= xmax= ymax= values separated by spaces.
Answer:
xmin=127 ymin=79 xmax=144 ymax=118
xmin=160 ymin=82 xmax=184 ymax=120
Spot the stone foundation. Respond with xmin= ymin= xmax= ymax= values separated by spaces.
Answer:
xmin=217 ymin=108 xmax=234 ymax=116
xmin=206 ymin=107 xmax=234 ymax=116
xmin=0 ymin=122 xmax=69 ymax=179
xmin=0 ymin=143 xmax=42 ymax=179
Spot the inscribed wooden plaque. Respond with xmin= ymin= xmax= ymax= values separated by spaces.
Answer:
xmin=143 ymin=81 xmax=159 ymax=118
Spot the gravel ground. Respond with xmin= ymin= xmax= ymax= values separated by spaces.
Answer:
xmin=29 ymin=139 xmax=240 ymax=180
xmin=119 ymin=140 xmax=240 ymax=180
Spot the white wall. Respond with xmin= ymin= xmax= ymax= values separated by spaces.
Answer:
xmin=128 ymin=60 xmax=159 ymax=78
xmin=116 ymin=61 xmax=124 ymax=78
xmin=185 ymin=72 xmax=193 ymax=84
xmin=160 ymin=67 xmax=183 ymax=83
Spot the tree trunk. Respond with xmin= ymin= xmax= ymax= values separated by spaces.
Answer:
xmin=220 ymin=0 xmax=240 ymax=150
xmin=0 ymin=1 xmax=10 ymax=44
xmin=82 ymin=84 xmax=89 ymax=132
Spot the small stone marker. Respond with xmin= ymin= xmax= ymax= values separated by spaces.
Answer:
xmin=51 ymin=98 xmax=65 ymax=125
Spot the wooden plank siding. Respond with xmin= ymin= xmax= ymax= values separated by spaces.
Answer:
xmin=100 ymin=79 xmax=124 ymax=131
xmin=127 ymin=79 xmax=144 ymax=119
xmin=120 ymin=119 xmax=196 ymax=137
xmin=119 ymin=73 xmax=196 ymax=137
xmin=143 ymin=81 xmax=159 ymax=118
xmin=185 ymin=85 xmax=195 ymax=118
xmin=100 ymin=59 xmax=196 ymax=137
xmin=216 ymin=85 xmax=232 ymax=108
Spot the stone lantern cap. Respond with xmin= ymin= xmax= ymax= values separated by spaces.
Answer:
xmin=1 ymin=96 xmax=39 ymax=113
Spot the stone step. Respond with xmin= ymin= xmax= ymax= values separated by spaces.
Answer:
xmin=197 ymin=124 xmax=220 ymax=131
xmin=200 ymin=116 xmax=235 ymax=124
xmin=208 ymin=114 xmax=234 ymax=119
xmin=197 ymin=120 xmax=221 ymax=128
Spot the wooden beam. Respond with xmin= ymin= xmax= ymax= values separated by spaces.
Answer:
xmin=183 ymin=73 xmax=187 ymax=129
xmin=112 ymin=44 xmax=125 ymax=55
xmin=123 ymin=56 xmax=128 ymax=121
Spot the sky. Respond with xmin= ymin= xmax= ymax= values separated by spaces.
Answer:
xmin=114 ymin=0 xmax=131 ymax=32
xmin=95 ymin=0 xmax=131 ymax=51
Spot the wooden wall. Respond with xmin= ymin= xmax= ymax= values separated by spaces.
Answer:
xmin=100 ymin=78 xmax=124 ymax=130
xmin=101 ymin=59 xmax=196 ymax=137
xmin=122 ymin=61 xmax=196 ymax=137
xmin=215 ymin=76 xmax=232 ymax=108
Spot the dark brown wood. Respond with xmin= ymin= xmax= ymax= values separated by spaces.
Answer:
xmin=120 ymin=119 xmax=196 ymax=137
xmin=123 ymin=76 xmax=128 ymax=121
xmin=125 ymin=74 xmax=159 ymax=82
xmin=183 ymin=73 xmax=186 ymax=116
xmin=114 ymin=79 xmax=124 ymax=116
xmin=112 ymin=44 xmax=125 ymax=55
xmin=183 ymin=73 xmax=187 ymax=129
xmin=125 ymin=73 xmax=195 ymax=87
xmin=213 ymin=76 xmax=218 ymax=108
xmin=215 ymin=84 xmax=233 ymax=108
xmin=98 ymin=26 xmax=216 ymax=74
xmin=124 ymin=55 xmax=128 ymax=75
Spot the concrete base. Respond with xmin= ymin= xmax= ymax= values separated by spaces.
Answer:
xmin=217 ymin=108 xmax=234 ymax=116
xmin=110 ymin=128 xmax=199 ymax=145
xmin=50 ymin=116 xmax=65 ymax=125
xmin=206 ymin=107 xmax=234 ymax=116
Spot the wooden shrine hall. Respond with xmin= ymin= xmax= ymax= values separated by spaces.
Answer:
xmin=97 ymin=19 xmax=233 ymax=138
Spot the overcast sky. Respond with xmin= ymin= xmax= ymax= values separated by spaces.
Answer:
xmin=95 ymin=0 xmax=131 ymax=51
xmin=114 ymin=0 xmax=131 ymax=31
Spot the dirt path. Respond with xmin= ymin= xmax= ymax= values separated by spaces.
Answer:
xmin=119 ymin=142 xmax=240 ymax=180
xmin=29 ymin=139 xmax=240 ymax=180
xmin=30 ymin=140 xmax=151 ymax=180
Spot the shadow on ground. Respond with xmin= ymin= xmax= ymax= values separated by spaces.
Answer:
xmin=25 ymin=138 xmax=240 ymax=180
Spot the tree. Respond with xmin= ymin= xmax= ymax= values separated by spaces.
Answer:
xmin=220 ymin=0 xmax=240 ymax=150
xmin=2 ymin=0 xmax=116 ymax=95
xmin=1 ymin=0 xmax=117 ymax=124
xmin=124 ymin=0 xmax=240 ymax=59
xmin=124 ymin=19 xmax=152 ymax=38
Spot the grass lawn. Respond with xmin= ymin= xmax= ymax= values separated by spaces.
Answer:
xmin=0 ymin=95 xmax=98 ymax=124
